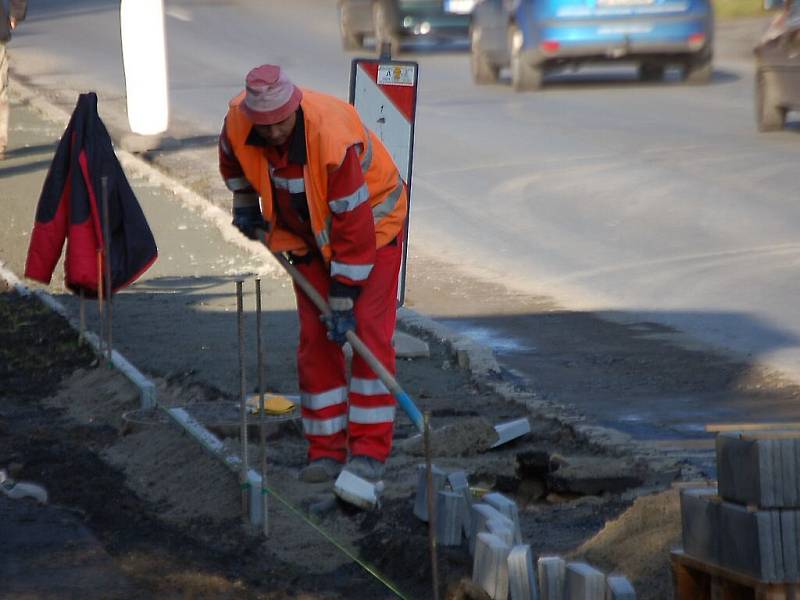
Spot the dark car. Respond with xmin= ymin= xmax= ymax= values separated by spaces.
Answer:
xmin=470 ymin=0 xmax=714 ymax=91
xmin=337 ymin=0 xmax=475 ymax=53
xmin=755 ymin=0 xmax=800 ymax=131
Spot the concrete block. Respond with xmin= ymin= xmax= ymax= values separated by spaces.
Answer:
xmin=717 ymin=431 xmax=800 ymax=508
xmin=413 ymin=463 xmax=447 ymax=522
xmin=680 ymin=487 xmax=720 ymax=565
xmin=768 ymin=438 xmax=780 ymax=508
xmin=436 ymin=491 xmax=464 ymax=546
xmin=487 ymin=518 xmax=515 ymax=547
xmin=779 ymin=510 xmax=798 ymax=581
xmin=780 ymin=438 xmax=797 ymax=506
xmin=794 ymin=438 xmax=800 ymax=508
xmin=484 ymin=492 xmax=523 ymax=544
xmin=392 ymin=330 xmax=430 ymax=358
xmin=473 ymin=532 xmax=511 ymax=600
xmin=766 ymin=510 xmax=786 ymax=581
xmin=471 ymin=503 xmax=514 ymax=555
xmin=448 ymin=470 xmax=474 ymax=538
xmin=508 ymin=544 xmax=539 ymax=600
xmin=537 ymin=556 xmax=565 ymax=600
xmin=491 ymin=418 xmax=532 ymax=449
xmin=719 ymin=501 xmax=782 ymax=581
xmin=605 ymin=575 xmax=635 ymax=600
xmin=565 ymin=562 xmax=605 ymax=600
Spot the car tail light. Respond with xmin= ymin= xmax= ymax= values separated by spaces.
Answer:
xmin=688 ymin=33 xmax=706 ymax=51
xmin=540 ymin=40 xmax=560 ymax=54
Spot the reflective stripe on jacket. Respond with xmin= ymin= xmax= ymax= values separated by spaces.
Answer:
xmin=223 ymin=89 xmax=407 ymax=263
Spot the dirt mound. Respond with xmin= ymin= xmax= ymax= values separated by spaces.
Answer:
xmin=572 ymin=488 xmax=682 ymax=600
xmin=396 ymin=416 xmax=499 ymax=457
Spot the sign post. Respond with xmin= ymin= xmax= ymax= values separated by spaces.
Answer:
xmin=349 ymin=53 xmax=419 ymax=306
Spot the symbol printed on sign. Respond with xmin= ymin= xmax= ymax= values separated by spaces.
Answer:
xmin=377 ymin=64 xmax=415 ymax=86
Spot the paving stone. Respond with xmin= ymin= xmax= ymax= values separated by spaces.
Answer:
xmin=471 ymin=503 xmax=514 ymax=555
xmin=717 ymin=431 xmax=800 ymax=508
xmin=780 ymin=438 xmax=797 ymax=506
xmin=413 ymin=463 xmax=447 ymax=522
xmin=794 ymin=438 xmax=800 ymax=508
xmin=605 ymin=575 xmax=636 ymax=600
xmin=436 ymin=491 xmax=464 ymax=546
xmin=484 ymin=492 xmax=523 ymax=544
xmin=719 ymin=501 xmax=782 ymax=581
xmin=788 ymin=509 xmax=800 ymax=582
xmin=508 ymin=544 xmax=539 ymax=600
xmin=565 ymin=562 xmax=605 ymax=600
xmin=392 ymin=331 xmax=430 ymax=358
xmin=537 ymin=556 xmax=565 ymax=600
xmin=491 ymin=418 xmax=531 ymax=449
xmin=769 ymin=509 xmax=786 ymax=582
xmin=487 ymin=518 xmax=515 ymax=547
xmin=680 ymin=487 xmax=720 ymax=565
xmin=768 ymin=438 xmax=780 ymax=508
xmin=473 ymin=532 xmax=511 ymax=600
xmin=448 ymin=470 xmax=473 ymax=539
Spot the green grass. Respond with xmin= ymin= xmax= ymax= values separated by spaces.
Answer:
xmin=713 ymin=0 xmax=768 ymax=18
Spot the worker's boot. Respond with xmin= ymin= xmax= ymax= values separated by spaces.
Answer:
xmin=343 ymin=455 xmax=385 ymax=481
xmin=299 ymin=458 xmax=342 ymax=483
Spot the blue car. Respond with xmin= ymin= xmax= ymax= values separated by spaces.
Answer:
xmin=470 ymin=0 xmax=714 ymax=90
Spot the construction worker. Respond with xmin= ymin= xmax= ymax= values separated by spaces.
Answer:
xmin=1 ymin=0 xmax=27 ymax=160
xmin=219 ymin=64 xmax=407 ymax=487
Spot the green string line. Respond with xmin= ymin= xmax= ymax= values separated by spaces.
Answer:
xmin=262 ymin=485 xmax=413 ymax=600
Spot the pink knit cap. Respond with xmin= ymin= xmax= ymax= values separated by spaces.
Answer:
xmin=241 ymin=65 xmax=303 ymax=125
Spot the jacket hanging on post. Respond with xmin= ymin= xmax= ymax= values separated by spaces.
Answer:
xmin=24 ymin=92 xmax=157 ymax=296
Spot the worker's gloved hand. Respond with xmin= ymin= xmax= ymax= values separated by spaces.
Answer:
xmin=231 ymin=193 xmax=267 ymax=240
xmin=325 ymin=281 xmax=359 ymax=345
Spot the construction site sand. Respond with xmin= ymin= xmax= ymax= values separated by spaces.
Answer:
xmin=43 ymin=367 xmax=524 ymax=577
xmin=573 ymin=488 xmax=682 ymax=600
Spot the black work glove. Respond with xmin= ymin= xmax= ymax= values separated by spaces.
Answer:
xmin=231 ymin=194 xmax=267 ymax=240
xmin=325 ymin=281 xmax=360 ymax=345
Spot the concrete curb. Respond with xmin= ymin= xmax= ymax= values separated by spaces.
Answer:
xmin=0 ymin=260 xmax=268 ymax=527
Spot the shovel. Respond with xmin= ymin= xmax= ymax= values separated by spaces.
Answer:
xmin=267 ymin=249 xmax=425 ymax=434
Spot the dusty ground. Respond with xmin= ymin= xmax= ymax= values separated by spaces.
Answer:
xmin=1 ymin=278 xmax=688 ymax=599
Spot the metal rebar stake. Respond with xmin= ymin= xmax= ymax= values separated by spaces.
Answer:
xmin=236 ymin=280 xmax=249 ymax=522
xmin=424 ymin=411 xmax=440 ymax=600
xmin=255 ymin=278 xmax=268 ymax=537
xmin=96 ymin=250 xmax=104 ymax=357
xmin=101 ymin=176 xmax=113 ymax=365
xmin=79 ymin=289 xmax=85 ymax=346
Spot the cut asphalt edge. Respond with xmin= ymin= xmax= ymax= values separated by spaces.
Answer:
xmin=2 ymin=75 xmax=698 ymax=518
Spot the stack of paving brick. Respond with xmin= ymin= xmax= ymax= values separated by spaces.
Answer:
xmin=680 ymin=431 xmax=800 ymax=582
xmin=414 ymin=466 xmax=636 ymax=599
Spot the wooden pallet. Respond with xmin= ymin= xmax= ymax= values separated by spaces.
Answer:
xmin=671 ymin=550 xmax=800 ymax=600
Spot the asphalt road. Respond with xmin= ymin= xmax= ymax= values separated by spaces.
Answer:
xmin=5 ymin=0 xmax=800 ymax=441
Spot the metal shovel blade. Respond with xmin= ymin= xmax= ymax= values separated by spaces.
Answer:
xmin=333 ymin=470 xmax=383 ymax=510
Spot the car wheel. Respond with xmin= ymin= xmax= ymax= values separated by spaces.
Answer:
xmin=638 ymin=63 xmax=665 ymax=82
xmin=509 ymin=26 xmax=543 ymax=92
xmin=339 ymin=5 xmax=364 ymax=50
xmin=684 ymin=57 xmax=712 ymax=85
xmin=471 ymin=27 xmax=500 ymax=84
xmin=373 ymin=0 xmax=400 ymax=57
xmin=756 ymin=69 xmax=786 ymax=132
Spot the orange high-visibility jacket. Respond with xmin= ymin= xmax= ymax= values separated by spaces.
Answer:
xmin=224 ymin=89 xmax=407 ymax=263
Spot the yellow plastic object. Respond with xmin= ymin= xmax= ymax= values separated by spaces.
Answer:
xmin=247 ymin=393 xmax=296 ymax=415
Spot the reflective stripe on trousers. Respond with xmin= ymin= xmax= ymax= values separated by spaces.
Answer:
xmin=293 ymin=237 xmax=403 ymax=463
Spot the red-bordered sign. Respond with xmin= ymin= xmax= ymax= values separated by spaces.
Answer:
xmin=349 ymin=57 xmax=419 ymax=307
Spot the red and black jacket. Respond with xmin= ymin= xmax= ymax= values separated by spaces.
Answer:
xmin=25 ymin=92 xmax=157 ymax=296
